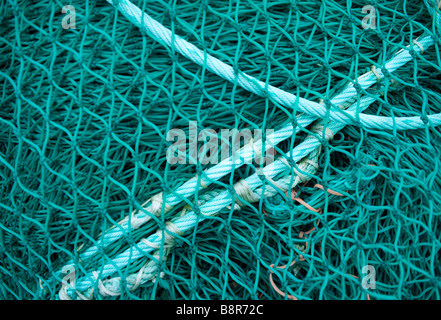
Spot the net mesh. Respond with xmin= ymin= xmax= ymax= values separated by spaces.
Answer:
xmin=0 ymin=0 xmax=441 ymax=300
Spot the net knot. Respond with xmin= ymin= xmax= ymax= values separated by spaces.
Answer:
xmin=310 ymin=124 xmax=335 ymax=142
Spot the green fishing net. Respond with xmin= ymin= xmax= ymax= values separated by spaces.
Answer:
xmin=0 ymin=0 xmax=441 ymax=300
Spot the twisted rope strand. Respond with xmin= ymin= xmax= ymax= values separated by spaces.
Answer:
xmin=108 ymin=0 xmax=441 ymax=130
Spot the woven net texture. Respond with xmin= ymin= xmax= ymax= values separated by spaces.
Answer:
xmin=0 ymin=0 xmax=441 ymax=300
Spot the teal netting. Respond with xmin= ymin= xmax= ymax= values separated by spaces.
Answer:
xmin=0 ymin=0 xmax=441 ymax=300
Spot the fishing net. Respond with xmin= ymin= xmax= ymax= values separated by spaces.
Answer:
xmin=0 ymin=0 xmax=440 ymax=300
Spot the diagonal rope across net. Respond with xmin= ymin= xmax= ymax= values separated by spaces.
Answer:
xmin=0 ymin=0 xmax=440 ymax=300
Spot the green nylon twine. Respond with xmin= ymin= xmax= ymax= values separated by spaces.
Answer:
xmin=0 ymin=0 xmax=441 ymax=300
